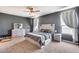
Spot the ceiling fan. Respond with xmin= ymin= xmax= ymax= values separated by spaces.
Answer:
xmin=26 ymin=6 xmax=40 ymax=17
xmin=26 ymin=6 xmax=40 ymax=13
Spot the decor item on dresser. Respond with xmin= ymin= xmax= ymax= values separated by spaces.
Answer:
xmin=12 ymin=23 xmax=25 ymax=37
xmin=13 ymin=23 xmax=23 ymax=29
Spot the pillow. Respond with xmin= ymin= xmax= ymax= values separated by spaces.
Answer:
xmin=40 ymin=29 xmax=51 ymax=33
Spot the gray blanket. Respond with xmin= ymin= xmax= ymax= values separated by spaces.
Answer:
xmin=26 ymin=32 xmax=51 ymax=45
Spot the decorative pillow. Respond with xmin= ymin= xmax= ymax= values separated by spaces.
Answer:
xmin=40 ymin=29 xmax=51 ymax=33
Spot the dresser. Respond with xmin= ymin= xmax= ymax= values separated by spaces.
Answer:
xmin=12 ymin=29 xmax=25 ymax=37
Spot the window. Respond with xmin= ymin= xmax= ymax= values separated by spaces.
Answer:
xmin=60 ymin=15 xmax=73 ymax=35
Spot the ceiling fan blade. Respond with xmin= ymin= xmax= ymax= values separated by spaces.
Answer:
xmin=25 ymin=10 xmax=40 ymax=12
xmin=34 ymin=10 xmax=40 ymax=12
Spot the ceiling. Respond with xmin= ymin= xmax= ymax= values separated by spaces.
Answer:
xmin=0 ymin=6 xmax=76 ymax=18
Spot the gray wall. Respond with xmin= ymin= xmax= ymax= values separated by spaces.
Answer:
xmin=75 ymin=7 xmax=79 ymax=42
xmin=39 ymin=12 xmax=61 ymax=33
xmin=0 ymin=13 xmax=31 ymax=36
xmin=76 ymin=7 xmax=79 ymax=27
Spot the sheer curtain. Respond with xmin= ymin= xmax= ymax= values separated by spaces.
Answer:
xmin=61 ymin=9 xmax=78 ymax=42
xmin=33 ymin=18 xmax=39 ymax=32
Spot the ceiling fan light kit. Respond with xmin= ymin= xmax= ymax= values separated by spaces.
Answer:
xmin=26 ymin=6 xmax=40 ymax=18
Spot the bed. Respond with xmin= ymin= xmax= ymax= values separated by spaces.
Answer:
xmin=26 ymin=24 xmax=55 ymax=48
xmin=26 ymin=32 xmax=52 ymax=48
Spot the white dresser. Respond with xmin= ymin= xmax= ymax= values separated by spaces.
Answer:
xmin=12 ymin=29 xmax=25 ymax=37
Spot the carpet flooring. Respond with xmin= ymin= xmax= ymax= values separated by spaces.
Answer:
xmin=6 ymin=40 xmax=39 ymax=53
xmin=34 ymin=42 xmax=79 ymax=53
xmin=0 ymin=37 xmax=79 ymax=53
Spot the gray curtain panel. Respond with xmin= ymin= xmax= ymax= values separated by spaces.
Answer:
xmin=61 ymin=9 xmax=78 ymax=29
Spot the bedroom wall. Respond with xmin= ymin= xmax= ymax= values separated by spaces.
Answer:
xmin=39 ymin=12 xmax=61 ymax=33
xmin=75 ymin=7 xmax=79 ymax=43
xmin=0 ymin=13 xmax=31 ymax=36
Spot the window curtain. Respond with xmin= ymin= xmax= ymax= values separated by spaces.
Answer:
xmin=30 ymin=18 xmax=34 ymax=32
xmin=61 ymin=9 xmax=78 ymax=42
xmin=61 ymin=9 xmax=78 ymax=28
xmin=33 ymin=18 xmax=39 ymax=32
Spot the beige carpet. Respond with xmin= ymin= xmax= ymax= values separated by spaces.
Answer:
xmin=1 ymin=37 xmax=79 ymax=53
xmin=34 ymin=42 xmax=79 ymax=53
xmin=6 ymin=40 xmax=39 ymax=53
xmin=4 ymin=41 xmax=79 ymax=53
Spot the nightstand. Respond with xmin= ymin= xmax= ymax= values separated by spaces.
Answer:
xmin=54 ymin=33 xmax=62 ymax=42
